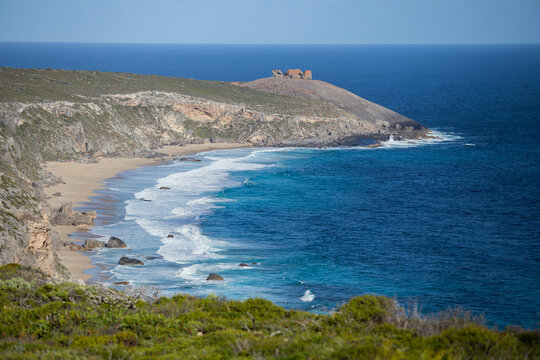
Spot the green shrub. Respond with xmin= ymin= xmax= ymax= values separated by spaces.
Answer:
xmin=0 ymin=264 xmax=537 ymax=359
xmin=115 ymin=330 xmax=138 ymax=347
xmin=337 ymin=295 xmax=394 ymax=324
xmin=0 ymin=277 xmax=33 ymax=291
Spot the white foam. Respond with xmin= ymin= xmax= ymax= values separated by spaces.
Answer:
xmin=176 ymin=263 xmax=203 ymax=282
xmin=170 ymin=197 xmax=235 ymax=219
xmin=243 ymin=147 xmax=294 ymax=159
xmin=122 ymin=150 xmax=271 ymax=264
xmin=203 ymin=156 xmax=223 ymax=161
xmin=157 ymin=224 xmax=224 ymax=263
xmin=380 ymin=130 xmax=463 ymax=149
xmin=243 ymin=178 xmax=256 ymax=186
xmin=170 ymin=207 xmax=196 ymax=218
xmin=157 ymin=157 xmax=269 ymax=191
xmin=187 ymin=197 xmax=235 ymax=206
xmin=300 ymin=289 xmax=315 ymax=302
xmin=175 ymin=262 xmax=252 ymax=284
xmin=134 ymin=219 xmax=169 ymax=238
xmin=201 ymin=147 xmax=290 ymax=161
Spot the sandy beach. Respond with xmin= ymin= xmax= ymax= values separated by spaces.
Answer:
xmin=44 ymin=142 xmax=250 ymax=282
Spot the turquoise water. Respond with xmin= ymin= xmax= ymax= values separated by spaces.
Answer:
xmin=2 ymin=43 xmax=538 ymax=328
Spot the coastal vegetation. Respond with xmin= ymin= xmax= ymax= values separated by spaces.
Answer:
xmin=0 ymin=264 xmax=537 ymax=359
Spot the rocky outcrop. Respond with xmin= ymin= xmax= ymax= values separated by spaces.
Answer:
xmin=52 ymin=202 xmax=96 ymax=226
xmin=274 ymin=69 xmax=313 ymax=79
xmin=285 ymin=69 xmax=304 ymax=79
xmin=118 ymin=257 xmax=144 ymax=266
xmin=64 ymin=242 xmax=83 ymax=251
xmin=52 ymin=203 xmax=72 ymax=225
xmin=175 ymin=157 xmax=201 ymax=162
xmin=84 ymin=239 xmax=106 ymax=249
xmin=206 ymin=273 xmax=224 ymax=281
xmin=107 ymin=237 xmax=127 ymax=248
xmin=0 ymin=175 xmax=67 ymax=279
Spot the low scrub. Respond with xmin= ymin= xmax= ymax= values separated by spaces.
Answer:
xmin=0 ymin=264 xmax=537 ymax=359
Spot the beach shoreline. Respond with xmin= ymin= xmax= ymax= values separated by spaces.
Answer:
xmin=43 ymin=142 xmax=251 ymax=282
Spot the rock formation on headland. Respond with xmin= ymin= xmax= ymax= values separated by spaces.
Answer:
xmin=0 ymin=67 xmax=429 ymax=279
xmin=273 ymin=69 xmax=313 ymax=79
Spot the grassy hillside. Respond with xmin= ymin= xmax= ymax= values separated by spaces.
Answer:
xmin=0 ymin=264 xmax=537 ymax=359
xmin=0 ymin=68 xmax=345 ymax=118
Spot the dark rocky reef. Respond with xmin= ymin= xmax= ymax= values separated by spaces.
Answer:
xmin=118 ymin=257 xmax=144 ymax=266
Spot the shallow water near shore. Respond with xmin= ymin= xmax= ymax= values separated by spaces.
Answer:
xmin=4 ymin=43 xmax=538 ymax=328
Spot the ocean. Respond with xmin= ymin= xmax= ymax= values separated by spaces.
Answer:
xmin=1 ymin=43 xmax=539 ymax=328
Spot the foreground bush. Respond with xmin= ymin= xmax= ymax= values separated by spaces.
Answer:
xmin=0 ymin=264 xmax=537 ymax=359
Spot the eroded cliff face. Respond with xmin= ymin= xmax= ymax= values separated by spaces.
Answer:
xmin=0 ymin=73 xmax=429 ymax=279
xmin=105 ymin=91 xmax=427 ymax=146
xmin=1 ymin=89 xmax=428 ymax=157
xmin=0 ymin=175 xmax=67 ymax=279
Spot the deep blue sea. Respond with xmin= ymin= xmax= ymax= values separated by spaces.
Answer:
xmin=2 ymin=43 xmax=539 ymax=328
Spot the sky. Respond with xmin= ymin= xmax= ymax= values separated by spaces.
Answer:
xmin=0 ymin=0 xmax=539 ymax=44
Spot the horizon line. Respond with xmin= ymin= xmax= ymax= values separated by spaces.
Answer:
xmin=1 ymin=40 xmax=539 ymax=46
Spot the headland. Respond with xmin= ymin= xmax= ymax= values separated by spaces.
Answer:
xmin=0 ymin=67 xmax=429 ymax=281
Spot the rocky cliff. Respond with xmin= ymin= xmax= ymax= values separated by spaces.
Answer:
xmin=0 ymin=67 xmax=429 ymax=278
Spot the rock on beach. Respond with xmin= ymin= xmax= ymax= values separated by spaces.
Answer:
xmin=108 ymin=237 xmax=127 ymax=248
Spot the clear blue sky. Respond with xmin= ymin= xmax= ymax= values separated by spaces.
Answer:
xmin=1 ymin=0 xmax=539 ymax=44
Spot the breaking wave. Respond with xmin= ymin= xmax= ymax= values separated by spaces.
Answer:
xmin=379 ymin=130 xmax=463 ymax=149
xmin=300 ymin=289 xmax=315 ymax=302
xmin=124 ymin=152 xmax=271 ymax=265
